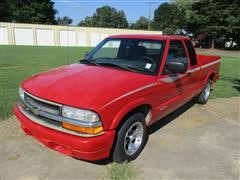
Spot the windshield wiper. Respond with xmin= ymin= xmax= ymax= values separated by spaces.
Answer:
xmin=80 ymin=59 xmax=142 ymax=73
xmin=97 ymin=62 xmax=138 ymax=73
xmin=80 ymin=59 xmax=100 ymax=66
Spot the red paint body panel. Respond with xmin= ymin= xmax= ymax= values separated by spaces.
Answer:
xmin=14 ymin=35 xmax=221 ymax=160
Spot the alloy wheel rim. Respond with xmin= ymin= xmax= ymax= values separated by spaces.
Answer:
xmin=124 ymin=122 xmax=144 ymax=156
xmin=204 ymin=83 xmax=211 ymax=101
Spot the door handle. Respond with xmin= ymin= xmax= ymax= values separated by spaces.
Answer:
xmin=187 ymin=72 xmax=192 ymax=77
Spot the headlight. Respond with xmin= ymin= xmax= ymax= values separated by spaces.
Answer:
xmin=62 ymin=106 xmax=100 ymax=122
xmin=19 ymin=87 xmax=24 ymax=100
xmin=62 ymin=106 xmax=103 ymax=134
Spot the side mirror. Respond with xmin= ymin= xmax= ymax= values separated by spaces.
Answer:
xmin=166 ymin=61 xmax=187 ymax=74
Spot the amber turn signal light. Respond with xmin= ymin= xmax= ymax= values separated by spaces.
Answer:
xmin=62 ymin=122 xmax=103 ymax=134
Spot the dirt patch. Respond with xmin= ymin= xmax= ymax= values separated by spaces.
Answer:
xmin=1 ymin=97 xmax=239 ymax=179
xmin=196 ymin=48 xmax=240 ymax=58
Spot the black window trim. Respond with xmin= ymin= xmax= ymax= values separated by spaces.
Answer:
xmin=184 ymin=39 xmax=197 ymax=66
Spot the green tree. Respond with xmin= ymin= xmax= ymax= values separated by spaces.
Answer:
xmin=0 ymin=0 xmax=11 ymax=22
xmin=78 ymin=5 xmax=128 ymax=28
xmin=174 ymin=0 xmax=240 ymax=49
xmin=57 ymin=16 xmax=73 ymax=25
xmin=153 ymin=2 xmax=181 ymax=35
xmin=130 ymin=16 xmax=149 ymax=30
xmin=0 ymin=0 xmax=57 ymax=24
xmin=171 ymin=0 xmax=196 ymax=30
xmin=78 ymin=16 xmax=94 ymax=27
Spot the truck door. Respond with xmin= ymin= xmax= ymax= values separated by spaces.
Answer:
xmin=153 ymin=40 xmax=193 ymax=121
xmin=184 ymin=40 xmax=200 ymax=96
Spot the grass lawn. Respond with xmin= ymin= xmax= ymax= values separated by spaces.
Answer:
xmin=106 ymin=162 xmax=135 ymax=180
xmin=0 ymin=45 xmax=239 ymax=120
xmin=0 ymin=45 xmax=92 ymax=120
xmin=210 ymin=56 xmax=240 ymax=99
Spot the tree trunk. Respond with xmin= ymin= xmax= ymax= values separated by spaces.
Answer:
xmin=230 ymin=40 xmax=234 ymax=48
xmin=211 ymin=35 xmax=215 ymax=49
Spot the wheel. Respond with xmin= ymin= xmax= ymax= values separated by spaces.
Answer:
xmin=196 ymin=80 xmax=211 ymax=104
xmin=112 ymin=113 xmax=148 ymax=163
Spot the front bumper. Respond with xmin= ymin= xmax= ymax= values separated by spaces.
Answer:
xmin=14 ymin=105 xmax=116 ymax=161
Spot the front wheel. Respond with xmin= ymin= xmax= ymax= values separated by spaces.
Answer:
xmin=112 ymin=113 xmax=148 ymax=163
xmin=196 ymin=80 xmax=211 ymax=104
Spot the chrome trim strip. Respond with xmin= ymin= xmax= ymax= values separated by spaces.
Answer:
xmin=201 ymin=59 xmax=221 ymax=69
xmin=24 ymin=90 xmax=62 ymax=107
xmin=17 ymin=103 xmax=104 ymax=137
xmin=160 ymin=74 xmax=186 ymax=83
xmin=187 ymin=67 xmax=200 ymax=73
xmin=160 ymin=105 xmax=167 ymax=111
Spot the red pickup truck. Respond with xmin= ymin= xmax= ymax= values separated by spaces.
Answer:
xmin=14 ymin=35 xmax=221 ymax=162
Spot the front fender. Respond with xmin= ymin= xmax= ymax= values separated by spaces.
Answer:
xmin=109 ymin=97 xmax=152 ymax=130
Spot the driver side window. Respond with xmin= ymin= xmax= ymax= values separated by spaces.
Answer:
xmin=163 ymin=40 xmax=188 ymax=74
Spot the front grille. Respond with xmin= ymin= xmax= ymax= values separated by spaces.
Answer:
xmin=24 ymin=93 xmax=61 ymax=116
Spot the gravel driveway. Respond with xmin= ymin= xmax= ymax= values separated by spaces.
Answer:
xmin=1 ymin=97 xmax=239 ymax=179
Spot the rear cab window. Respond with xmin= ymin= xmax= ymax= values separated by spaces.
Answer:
xmin=184 ymin=40 xmax=197 ymax=66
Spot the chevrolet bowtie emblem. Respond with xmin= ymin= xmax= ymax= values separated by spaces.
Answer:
xmin=31 ymin=106 xmax=41 ymax=115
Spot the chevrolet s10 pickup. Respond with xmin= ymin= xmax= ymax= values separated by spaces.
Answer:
xmin=14 ymin=35 xmax=221 ymax=162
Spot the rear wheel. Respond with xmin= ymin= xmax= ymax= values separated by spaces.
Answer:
xmin=112 ymin=113 xmax=148 ymax=163
xmin=196 ymin=80 xmax=211 ymax=104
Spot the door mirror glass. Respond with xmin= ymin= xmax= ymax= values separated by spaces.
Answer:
xmin=166 ymin=61 xmax=187 ymax=74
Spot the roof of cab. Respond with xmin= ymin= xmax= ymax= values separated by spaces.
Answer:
xmin=108 ymin=34 xmax=190 ymax=41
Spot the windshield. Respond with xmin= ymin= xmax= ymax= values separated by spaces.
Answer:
xmin=83 ymin=38 xmax=165 ymax=75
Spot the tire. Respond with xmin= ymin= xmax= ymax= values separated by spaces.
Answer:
xmin=112 ymin=113 xmax=148 ymax=163
xmin=196 ymin=80 xmax=211 ymax=104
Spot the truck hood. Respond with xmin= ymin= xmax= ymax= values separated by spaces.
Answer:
xmin=22 ymin=64 xmax=154 ymax=109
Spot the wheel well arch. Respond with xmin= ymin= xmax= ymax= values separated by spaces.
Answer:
xmin=208 ymin=73 xmax=215 ymax=81
xmin=204 ymin=72 xmax=215 ymax=84
xmin=115 ymin=104 xmax=152 ymax=131
xmin=109 ymin=104 xmax=151 ymax=159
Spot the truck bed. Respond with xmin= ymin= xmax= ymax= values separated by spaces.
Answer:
xmin=197 ymin=55 xmax=221 ymax=66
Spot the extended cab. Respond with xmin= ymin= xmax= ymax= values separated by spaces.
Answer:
xmin=14 ymin=35 xmax=221 ymax=162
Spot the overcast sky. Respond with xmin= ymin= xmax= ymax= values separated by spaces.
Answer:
xmin=52 ymin=0 xmax=169 ymax=25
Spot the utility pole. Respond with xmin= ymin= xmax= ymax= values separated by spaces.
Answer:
xmin=147 ymin=1 xmax=154 ymax=30
xmin=100 ymin=14 xmax=103 ymax=27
